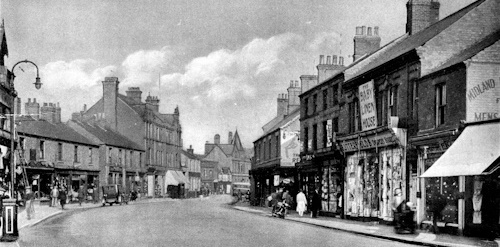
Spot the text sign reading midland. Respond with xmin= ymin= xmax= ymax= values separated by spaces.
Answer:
xmin=359 ymin=80 xmax=377 ymax=131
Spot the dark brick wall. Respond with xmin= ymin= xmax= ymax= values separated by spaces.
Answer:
xmin=417 ymin=65 xmax=466 ymax=131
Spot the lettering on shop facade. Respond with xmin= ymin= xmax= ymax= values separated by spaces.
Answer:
xmin=358 ymin=80 xmax=378 ymax=131
xmin=340 ymin=132 xmax=397 ymax=152
xmin=466 ymin=71 xmax=499 ymax=122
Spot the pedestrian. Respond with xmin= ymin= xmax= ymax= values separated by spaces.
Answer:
xmin=24 ymin=186 xmax=35 ymax=220
xmin=77 ymin=185 xmax=85 ymax=206
xmin=296 ymin=189 xmax=307 ymax=217
xmin=59 ymin=187 xmax=67 ymax=210
xmin=269 ymin=189 xmax=279 ymax=214
xmin=310 ymin=188 xmax=321 ymax=218
xmin=50 ymin=186 xmax=59 ymax=207
xmin=282 ymin=189 xmax=292 ymax=215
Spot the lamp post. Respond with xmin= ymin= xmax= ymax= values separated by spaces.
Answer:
xmin=1 ymin=60 xmax=41 ymax=241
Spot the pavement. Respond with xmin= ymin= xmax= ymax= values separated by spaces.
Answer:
xmin=0 ymin=196 xmax=180 ymax=246
xmin=231 ymin=201 xmax=500 ymax=247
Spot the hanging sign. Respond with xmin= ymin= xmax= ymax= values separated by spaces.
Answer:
xmin=358 ymin=80 xmax=378 ymax=131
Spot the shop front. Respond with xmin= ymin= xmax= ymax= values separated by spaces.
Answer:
xmin=339 ymin=127 xmax=407 ymax=222
xmin=296 ymin=157 xmax=322 ymax=201
xmin=319 ymin=157 xmax=344 ymax=216
xmin=420 ymin=121 xmax=500 ymax=237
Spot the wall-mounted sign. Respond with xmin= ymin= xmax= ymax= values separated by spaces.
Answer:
xmin=281 ymin=131 xmax=300 ymax=167
xmin=340 ymin=131 xmax=398 ymax=152
xmin=326 ymin=119 xmax=333 ymax=147
xmin=358 ymin=80 xmax=378 ymax=131
xmin=273 ymin=175 xmax=280 ymax=186
xmin=466 ymin=63 xmax=499 ymax=122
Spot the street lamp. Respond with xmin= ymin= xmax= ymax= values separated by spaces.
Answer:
xmin=1 ymin=59 xmax=41 ymax=241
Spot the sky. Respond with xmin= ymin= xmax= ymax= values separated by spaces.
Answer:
xmin=1 ymin=0 xmax=477 ymax=153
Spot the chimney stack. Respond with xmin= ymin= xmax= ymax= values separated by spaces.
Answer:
xmin=300 ymin=75 xmax=318 ymax=93
xmin=277 ymin=93 xmax=288 ymax=116
xmin=228 ymin=131 xmax=233 ymax=144
xmin=214 ymin=134 xmax=220 ymax=144
xmin=317 ymin=54 xmax=346 ymax=83
xmin=287 ymin=80 xmax=301 ymax=113
xmin=25 ymin=98 xmax=40 ymax=120
xmin=126 ymin=87 xmax=143 ymax=103
xmin=187 ymin=145 xmax=194 ymax=154
xmin=102 ymin=77 xmax=120 ymax=130
xmin=406 ymin=0 xmax=440 ymax=35
xmin=145 ymin=94 xmax=160 ymax=112
xmin=353 ymin=26 xmax=381 ymax=62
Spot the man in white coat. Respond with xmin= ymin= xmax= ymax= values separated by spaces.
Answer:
xmin=296 ymin=189 xmax=307 ymax=217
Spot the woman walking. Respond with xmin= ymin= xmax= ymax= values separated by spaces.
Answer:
xmin=296 ymin=189 xmax=307 ymax=217
xmin=59 ymin=187 xmax=67 ymax=210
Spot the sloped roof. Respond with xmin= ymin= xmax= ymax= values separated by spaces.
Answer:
xmin=117 ymin=94 xmax=178 ymax=128
xmin=254 ymin=108 xmax=300 ymax=143
xmin=218 ymin=144 xmax=234 ymax=156
xmin=72 ymin=121 xmax=144 ymax=151
xmin=426 ymin=29 xmax=500 ymax=76
xmin=181 ymin=149 xmax=200 ymax=160
xmin=344 ymin=0 xmax=485 ymax=83
xmin=16 ymin=119 xmax=96 ymax=146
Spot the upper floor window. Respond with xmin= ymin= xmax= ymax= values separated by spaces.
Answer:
xmin=39 ymin=140 xmax=45 ymax=159
xmin=19 ymin=137 xmax=25 ymax=150
xmin=74 ymin=145 xmax=78 ymax=162
xmin=304 ymin=98 xmax=309 ymax=116
xmin=58 ymin=143 xmax=63 ymax=161
xmin=89 ymin=148 xmax=93 ymax=164
xmin=275 ymin=134 xmax=279 ymax=158
xmin=119 ymin=149 xmax=123 ymax=165
xmin=108 ymin=147 xmax=112 ymax=163
xmin=312 ymin=124 xmax=318 ymax=150
xmin=303 ymin=127 xmax=309 ymax=152
xmin=332 ymin=84 xmax=339 ymax=105
xmin=312 ymin=94 xmax=318 ymax=113
xmin=436 ymin=83 xmax=446 ymax=126
xmin=389 ymin=86 xmax=398 ymax=116
xmin=322 ymin=121 xmax=328 ymax=148
xmin=130 ymin=151 xmax=133 ymax=167
xmin=139 ymin=153 xmax=143 ymax=168
xmin=268 ymin=137 xmax=272 ymax=160
xmin=333 ymin=117 xmax=339 ymax=133
xmin=323 ymin=89 xmax=328 ymax=110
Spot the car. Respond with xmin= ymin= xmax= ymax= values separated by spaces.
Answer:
xmin=102 ymin=184 xmax=127 ymax=206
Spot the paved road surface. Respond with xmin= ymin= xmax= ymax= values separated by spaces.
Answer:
xmin=18 ymin=196 xmax=418 ymax=247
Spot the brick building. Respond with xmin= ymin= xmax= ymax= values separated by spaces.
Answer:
xmin=251 ymin=80 xmax=302 ymax=206
xmin=181 ymin=146 xmax=201 ymax=198
xmin=296 ymin=0 xmax=500 ymax=236
xmin=72 ymin=77 xmax=184 ymax=198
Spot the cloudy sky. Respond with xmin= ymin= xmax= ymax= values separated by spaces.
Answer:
xmin=1 ymin=0 xmax=476 ymax=153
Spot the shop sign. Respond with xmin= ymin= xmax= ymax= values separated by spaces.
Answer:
xmin=358 ymin=80 xmax=378 ymax=131
xmin=273 ymin=175 xmax=280 ymax=186
xmin=326 ymin=119 xmax=333 ymax=147
xmin=340 ymin=132 xmax=397 ymax=152
xmin=300 ymin=154 xmax=315 ymax=161
xmin=466 ymin=63 xmax=499 ymax=122
xmin=281 ymin=131 xmax=300 ymax=167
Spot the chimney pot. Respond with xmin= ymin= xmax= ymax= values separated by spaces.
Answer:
xmin=355 ymin=26 xmax=362 ymax=35
xmin=34 ymin=98 xmax=37 ymax=103
xmin=319 ymin=55 xmax=324 ymax=65
xmin=362 ymin=26 xmax=366 ymax=35
xmin=367 ymin=27 xmax=373 ymax=36
xmin=326 ymin=56 xmax=331 ymax=65
xmin=332 ymin=55 xmax=338 ymax=65
xmin=374 ymin=26 xmax=379 ymax=36
xmin=28 ymin=98 xmax=31 ymax=103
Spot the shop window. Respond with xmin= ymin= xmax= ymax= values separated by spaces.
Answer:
xmin=425 ymin=176 xmax=458 ymax=223
xmin=39 ymin=140 xmax=45 ymax=159
xmin=58 ymin=143 xmax=63 ymax=161
xmin=435 ymin=83 xmax=446 ymax=126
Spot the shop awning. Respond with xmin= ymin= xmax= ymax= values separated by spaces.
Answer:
xmin=420 ymin=122 xmax=500 ymax=178
xmin=165 ymin=170 xmax=184 ymax=186
xmin=175 ymin=171 xmax=190 ymax=186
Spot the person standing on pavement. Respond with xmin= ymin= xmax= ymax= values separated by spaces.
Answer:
xmin=50 ymin=186 xmax=59 ymax=207
xmin=24 ymin=186 xmax=35 ymax=220
xmin=77 ymin=185 xmax=85 ymax=206
xmin=59 ymin=187 xmax=67 ymax=210
xmin=296 ymin=189 xmax=307 ymax=217
xmin=310 ymin=188 xmax=321 ymax=218
xmin=282 ymin=189 xmax=292 ymax=215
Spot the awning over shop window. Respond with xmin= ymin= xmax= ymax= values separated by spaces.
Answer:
xmin=176 ymin=171 xmax=190 ymax=186
xmin=421 ymin=122 xmax=500 ymax=178
xmin=165 ymin=170 xmax=184 ymax=186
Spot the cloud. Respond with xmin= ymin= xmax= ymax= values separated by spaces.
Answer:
xmin=121 ymin=47 xmax=175 ymax=87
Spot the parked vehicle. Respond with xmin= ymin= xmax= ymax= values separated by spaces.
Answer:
xmin=102 ymin=184 xmax=127 ymax=206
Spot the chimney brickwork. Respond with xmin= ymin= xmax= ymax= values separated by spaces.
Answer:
xmin=102 ymin=77 xmax=119 ymax=130
xmin=287 ymin=80 xmax=301 ymax=113
xmin=406 ymin=0 xmax=440 ymax=35
xmin=25 ymin=98 xmax=40 ymax=120
xmin=300 ymin=75 xmax=318 ymax=93
xmin=317 ymin=54 xmax=346 ymax=83
xmin=353 ymin=26 xmax=381 ymax=62
xmin=126 ymin=87 xmax=143 ymax=103
xmin=277 ymin=93 xmax=288 ymax=116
